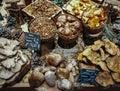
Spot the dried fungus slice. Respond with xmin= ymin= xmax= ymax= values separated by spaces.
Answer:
xmin=91 ymin=40 xmax=104 ymax=51
xmin=0 ymin=68 xmax=14 ymax=79
xmin=104 ymin=40 xmax=118 ymax=55
xmin=106 ymin=55 xmax=120 ymax=73
xmin=0 ymin=48 xmax=17 ymax=57
xmin=99 ymin=48 xmax=106 ymax=61
xmin=11 ymin=63 xmax=21 ymax=73
xmin=0 ymin=38 xmax=10 ymax=48
xmin=22 ymin=0 xmax=61 ymax=18
xmin=95 ymin=72 xmax=114 ymax=87
xmin=0 ymin=54 xmax=7 ymax=61
xmin=97 ymin=61 xmax=109 ymax=72
xmin=82 ymin=47 xmax=102 ymax=65
xmin=1 ymin=57 xmax=16 ymax=69
xmin=77 ymin=53 xmax=83 ymax=61
xmin=111 ymin=73 xmax=120 ymax=82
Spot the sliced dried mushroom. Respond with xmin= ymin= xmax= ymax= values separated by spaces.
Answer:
xmin=0 ymin=38 xmax=31 ymax=87
xmin=98 ymin=61 xmax=109 ymax=72
xmin=95 ymin=72 xmax=114 ymax=87
xmin=1 ymin=57 xmax=16 ymax=69
xmin=99 ymin=48 xmax=105 ymax=61
xmin=111 ymin=73 xmax=120 ymax=82
xmin=106 ymin=55 xmax=120 ymax=73
xmin=104 ymin=40 xmax=118 ymax=55
xmin=91 ymin=40 xmax=104 ymax=51
xmin=11 ymin=63 xmax=21 ymax=73
xmin=0 ymin=38 xmax=19 ymax=51
xmin=77 ymin=53 xmax=83 ymax=61
xmin=22 ymin=0 xmax=61 ymax=18
xmin=82 ymin=47 xmax=102 ymax=65
xmin=0 ymin=48 xmax=17 ymax=57
xmin=0 ymin=68 xmax=14 ymax=79
xmin=18 ymin=50 xmax=28 ymax=63
xmin=4 ymin=40 xmax=19 ymax=50
xmin=17 ymin=60 xmax=25 ymax=66
xmin=0 ymin=54 xmax=7 ymax=61
xmin=0 ymin=38 xmax=10 ymax=48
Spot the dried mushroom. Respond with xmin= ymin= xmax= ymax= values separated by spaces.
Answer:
xmin=0 ymin=55 xmax=6 ymax=61
xmin=22 ymin=0 xmax=61 ymax=18
xmin=29 ymin=16 xmax=56 ymax=40
xmin=99 ymin=48 xmax=106 ymax=61
xmin=63 ymin=0 xmax=107 ymax=27
xmin=91 ymin=40 xmax=104 ymax=51
xmin=95 ymin=72 xmax=114 ymax=87
xmin=56 ymin=68 xmax=70 ymax=79
xmin=78 ymin=39 xmax=120 ymax=85
xmin=106 ymin=55 xmax=120 ymax=73
xmin=97 ymin=61 xmax=109 ymax=72
xmin=55 ymin=12 xmax=82 ymax=36
xmin=104 ymin=40 xmax=118 ymax=55
xmin=82 ymin=47 xmax=102 ymax=65
xmin=45 ymin=52 xmax=64 ymax=67
xmin=29 ymin=71 xmax=45 ymax=88
xmin=111 ymin=73 xmax=120 ymax=82
xmin=0 ymin=38 xmax=31 ymax=87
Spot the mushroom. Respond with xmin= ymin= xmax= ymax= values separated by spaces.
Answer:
xmin=56 ymin=68 xmax=70 ymax=79
xmin=45 ymin=71 xmax=56 ymax=87
xmin=11 ymin=63 xmax=21 ymax=73
xmin=91 ymin=40 xmax=104 ymax=51
xmin=95 ymin=72 xmax=114 ymax=87
xmin=57 ymin=79 xmax=72 ymax=91
xmin=0 ymin=54 xmax=7 ymax=61
xmin=0 ymin=49 xmax=17 ymax=57
xmin=29 ymin=71 xmax=45 ymax=88
xmin=1 ymin=57 xmax=16 ymax=69
xmin=111 ymin=73 xmax=120 ymax=82
xmin=99 ymin=48 xmax=106 ymax=61
xmin=106 ymin=55 xmax=120 ymax=73
xmin=104 ymin=40 xmax=118 ymax=55
xmin=46 ymin=52 xmax=64 ymax=67
xmin=0 ymin=68 xmax=14 ymax=79
xmin=18 ymin=50 xmax=28 ymax=63
xmin=82 ymin=47 xmax=102 ymax=65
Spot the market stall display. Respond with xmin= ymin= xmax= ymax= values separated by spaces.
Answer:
xmin=0 ymin=0 xmax=120 ymax=90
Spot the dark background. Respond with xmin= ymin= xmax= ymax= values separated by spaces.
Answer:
xmin=0 ymin=87 xmax=120 ymax=91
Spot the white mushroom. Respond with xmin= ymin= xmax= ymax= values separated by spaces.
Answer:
xmin=1 ymin=57 xmax=16 ymax=69
xmin=0 ymin=48 xmax=17 ymax=57
xmin=18 ymin=50 xmax=28 ymax=63
xmin=0 ymin=68 xmax=14 ymax=79
xmin=0 ymin=54 xmax=7 ymax=61
xmin=11 ymin=63 xmax=21 ymax=73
